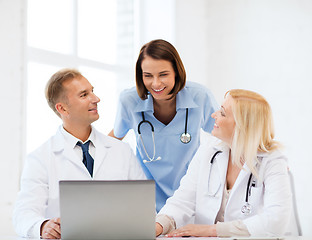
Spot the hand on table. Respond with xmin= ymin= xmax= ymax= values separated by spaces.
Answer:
xmin=40 ymin=217 xmax=61 ymax=239
xmin=165 ymin=224 xmax=217 ymax=238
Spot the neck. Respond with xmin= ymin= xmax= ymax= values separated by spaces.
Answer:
xmin=153 ymin=96 xmax=176 ymax=112
xmin=63 ymin=122 xmax=92 ymax=142
xmin=153 ymin=96 xmax=176 ymax=125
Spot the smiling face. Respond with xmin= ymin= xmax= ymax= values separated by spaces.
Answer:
xmin=141 ymin=56 xmax=176 ymax=103
xmin=211 ymin=95 xmax=236 ymax=145
xmin=58 ymin=76 xmax=100 ymax=128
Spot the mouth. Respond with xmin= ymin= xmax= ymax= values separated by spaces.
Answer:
xmin=152 ymin=87 xmax=165 ymax=93
xmin=88 ymin=106 xmax=98 ymax=113
xmin=214 ymin=123 xmax=219 ymax=128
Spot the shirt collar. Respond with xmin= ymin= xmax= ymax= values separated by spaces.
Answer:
xmin=60 ymin=125 xmax=96 ymax=149
xmin=133 ymin=86 xmax=199 ymax=113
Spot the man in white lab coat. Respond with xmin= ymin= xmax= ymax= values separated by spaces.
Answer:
xmin=13 ymin=68 xmax=146 ymax=239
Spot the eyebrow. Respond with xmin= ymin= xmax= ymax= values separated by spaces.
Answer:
xmin=221 ymin=105 xmax=226 ymax=113
xmin=143 ymin=70 xmax=170 ymax=74
xmin=78 ymin=87 xmax=93 ymax=95
xmin=78 ymin=90 xmax=87 ymax=95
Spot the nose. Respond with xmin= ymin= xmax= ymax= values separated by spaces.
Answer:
xmin=151 ymin=76 xmax=161 ymax=88
xmin=91 ymin=92 xmax=100 ymax=103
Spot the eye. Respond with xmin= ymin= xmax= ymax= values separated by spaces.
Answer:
xmin=221 ymin=111 xmax=226 ymax=117
xmin=80 ymin=92 xmax=87 ymax=98
xmin=143 ymin=74 xmax=152 ymax=78
xmin=160 ymin=73 xmax=168 ymax=77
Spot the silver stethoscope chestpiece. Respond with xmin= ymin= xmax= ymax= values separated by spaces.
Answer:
xmin=241 ymin=202 xmax=252 ymax=215
xmin=180 ymin=132 xmax=191 ymax=144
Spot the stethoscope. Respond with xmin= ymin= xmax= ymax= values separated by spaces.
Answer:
xmin=208 ymin=151 xmax=256 ymax=216
xmin=138 ymin=108 xmax=191 ymax=163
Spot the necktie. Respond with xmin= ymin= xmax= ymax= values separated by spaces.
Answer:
xmin=77 ymin=140 xmax=94 ymax=177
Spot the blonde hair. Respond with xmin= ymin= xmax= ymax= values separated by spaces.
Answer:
xmin=45 ymin=68 xmax=82 ymax=117
xmin=228 ymin=89 xmax=280 ymax=177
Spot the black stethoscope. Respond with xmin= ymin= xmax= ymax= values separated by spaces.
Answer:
xmin=208 ymin=151 xmax=256 ymax=216
xmin=138 ymin=108 xmax=191 ymax=163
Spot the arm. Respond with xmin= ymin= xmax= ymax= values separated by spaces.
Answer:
xmin=13 ymin=152 xmax=51 ymax=238
xmin=201 ymin=87 xmax=219 ymax=133
xmin=111 ymin=90 xmax=133 ymax=139
xmin=108 ymin=129 xmax=125 ymax=140
xmin=156 ymin=143 xmax=207 ymax=230
xmin=243 ymin=153 xmax=292 ymax=236
xmin=128 ymin=148 xmax=146 ymax=180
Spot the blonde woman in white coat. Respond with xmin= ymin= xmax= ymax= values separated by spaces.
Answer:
xmin=155 ymin=89 xmax=292 ymax=237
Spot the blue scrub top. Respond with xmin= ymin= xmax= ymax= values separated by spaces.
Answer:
xmin=113 ymin=82 xmax=219 ymax=212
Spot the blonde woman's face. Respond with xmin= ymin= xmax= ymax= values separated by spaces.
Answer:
xmin=211 ymin=95 xmax=236 ymax=145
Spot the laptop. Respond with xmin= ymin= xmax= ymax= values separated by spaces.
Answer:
xmin=59 ymin=180 xmax=155 ymax=240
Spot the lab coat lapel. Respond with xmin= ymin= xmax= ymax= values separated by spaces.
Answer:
xmin=92 ymin=132 xmax=111 ymax=177
xmin=52 ymin=129 xmax=85 ymax=170
xmin=225 ymin=163 xmax=251 ymax=220
xmin=215 ymin=147 xmax=230 ymax=188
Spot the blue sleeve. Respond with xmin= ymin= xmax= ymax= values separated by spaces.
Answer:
xmin=113 ymin=90 xmax=132 ymax=138
xmin=202 ymin=88 xmax=219 ymax=133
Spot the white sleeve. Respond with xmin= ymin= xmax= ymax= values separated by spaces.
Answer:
xmin=125 ymin=143 xmax=146 ymax=180
xmin=243 ymin=154 xmax=292 ymax=236
xmin=12 ymin=152 xmax=49 ymax=238
xmin=158 ymin=144 xmax=204 ymax=228
xmin=216 ymin=220 xmax=250 ymax=237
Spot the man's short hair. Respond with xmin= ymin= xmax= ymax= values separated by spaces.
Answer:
xmin=45 ymin=68 xmax=82 ymax=117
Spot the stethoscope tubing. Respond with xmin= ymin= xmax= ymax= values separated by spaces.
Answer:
xmin=209 ymin=150 xmax=254 ymax=214
xmin=138 ymin=108 xmax=191 ymax=163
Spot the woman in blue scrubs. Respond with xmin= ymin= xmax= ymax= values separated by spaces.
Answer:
xmin=109 ymin=39 xmax=218 ymax=212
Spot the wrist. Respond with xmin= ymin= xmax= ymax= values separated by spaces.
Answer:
xmin=156 ymin=222 xmax=163 ymax=236
xmin=208 ymin=224 xmax=217 ymax=237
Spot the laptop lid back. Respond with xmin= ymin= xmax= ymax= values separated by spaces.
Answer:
xmin=59 ymin=180 xmax=155 ymax=240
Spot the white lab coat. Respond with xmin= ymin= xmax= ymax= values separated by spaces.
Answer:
xmin=158 ymin=140 xmax=292 ymax=236
xmin=13 ymin=126 xmax=146 ymax=238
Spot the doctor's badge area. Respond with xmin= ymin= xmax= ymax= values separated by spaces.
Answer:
xmin=209 ymin=151 xmax=257 ymax=216
xmin=138 ymin=108 xmax=191 ymax=163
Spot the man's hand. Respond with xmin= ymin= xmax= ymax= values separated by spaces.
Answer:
xmin=40 ymin=218 xmax=61 ymax=239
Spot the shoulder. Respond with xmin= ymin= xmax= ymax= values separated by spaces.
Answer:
xmin=184 ymin=82 xmax=213 ymax=96
xmin=94 ymin=128 xmax=132 ymax=152
xmin=258 ymin=150 xmax=289 ymax=177
xmin=259 ymin=149 xmax=288 ymax=166
xmin=119 ymin=87 xmax=141 ymax=104
xmin=192 ymin=137 xmax=223 ymax=163
xmin=183 ymin=82 xmax=216 ymax=103
xmin=28 ymin=130 xmax=60 ymax=158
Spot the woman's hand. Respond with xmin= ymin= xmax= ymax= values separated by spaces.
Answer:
xmin=165 ymin=224 xmax=217 ymax=237
xmin=156 ymin=222 xmax=163 ymax=237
